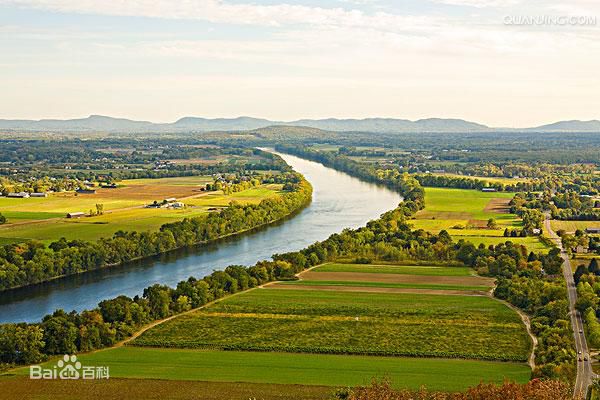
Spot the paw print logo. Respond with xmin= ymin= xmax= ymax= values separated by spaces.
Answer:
xmin=57 ymin=354 xmax=81 ymax=380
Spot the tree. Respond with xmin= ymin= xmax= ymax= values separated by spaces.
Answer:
xmin=95 ymin=203 xmax=104 ymax=215
xmin=589 ymin=258 xmax=600 ymax=276
xmin=576 ymin=282 xmax=599 ymax=313
xmin=487 ymin=218 xmax=498 ymax=229
xmin=144 ymin=284 xmax=171 ymax=319
xmin=0 ymin=213 xmax=6 ymax=224
xmin=40 ymin=310 xmax=78 ymax=355
xmin=574 ymin=264 xmax=588 ymax=284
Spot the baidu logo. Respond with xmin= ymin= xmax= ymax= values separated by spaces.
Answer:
xmin=30 ymin=354 xmax=109 ymax=380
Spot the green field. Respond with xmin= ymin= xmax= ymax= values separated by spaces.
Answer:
xmin=411 ymin=188 xmax=549 ymax=252
xmin=550 ymin=220 xmax=600 ymax=234
xmin=133 ymin=288 xmax=530 ymax=361
xmin=312 ymin=263 xmax=473 ymax=276
xmin=278 ymin=280 xmax=490 ymax=291
xmin=12 ymin=347 xmax=531 ymax=392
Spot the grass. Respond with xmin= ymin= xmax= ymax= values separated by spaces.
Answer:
xmin=411 ymin=187 xmax=549 ymax=252
xmin=550 ymin=220 xmax=600 ymax=233
xmin=132 ymin=288 xmax=531 ymax=361
xmin=10 ymin=347 xmax=531 ymax=392
xmin=312 ymin=263 xmax=474 ymax=276
xmin=278 ymin=280 xmax=490 ymax=291
xmin=0 ymin=210 xmax=64 ymax=221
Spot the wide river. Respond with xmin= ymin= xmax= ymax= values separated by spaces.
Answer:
xmin=0 ymin=151 xmax=401 ymax=323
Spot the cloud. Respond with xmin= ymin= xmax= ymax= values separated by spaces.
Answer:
xmin=430 ymin=0 xmax=520 ymax=7
xmin=2 ymin=0 xmax=427 ymax=28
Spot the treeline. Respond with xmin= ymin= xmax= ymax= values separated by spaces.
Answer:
xmin=0 ymin=173 xmax=312 ymax=291
xmin=573 ymin=259 xmax=600 ymax=348
xmin=414 ymin=173 xmax=544 ymax=192
xmin=491 ymin=247 xmax=575 ymax=380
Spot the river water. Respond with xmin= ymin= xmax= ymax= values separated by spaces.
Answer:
xmin=0 ymin=152 xmax=401 ymax=323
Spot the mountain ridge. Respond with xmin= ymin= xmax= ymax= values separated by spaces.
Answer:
xmin=0 ymin=115 xmax=598 ymax=133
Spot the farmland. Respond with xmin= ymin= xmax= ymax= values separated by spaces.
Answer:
xmin=411 ymin=187 xmax=550 ymax=252
xmin=280 ymin=262 xmax=495 ymax=292
xmin=7 ymin=346 xmax=531 ymax=393
xmin=133 ymin=288 xmax=529 ymax=360
xmin=0 ymin=179 xmax=283 ymax=244
xmin=550 ymin=219 xmax=600 ymax=234
xmin=124 ymin=262 xmax=531 ymax=392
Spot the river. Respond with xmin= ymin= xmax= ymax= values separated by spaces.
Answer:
xmin=0 ymin=151 xmax=401 ymax=323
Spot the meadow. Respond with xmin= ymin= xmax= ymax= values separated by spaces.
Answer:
xmin=9 ymin=346 xmax=531 ymax=393
xmin=550 ymin=219 xmax=600 ymax=234
xmin=411 ymin=187 xmax=550 ymax=252
xmin=312 ymin=263 xmax=473 ymax=276
xmin=133 ymin=287 xmax=530 ymax=361
xmin=0 ymin=179 xmax=282 ymax=244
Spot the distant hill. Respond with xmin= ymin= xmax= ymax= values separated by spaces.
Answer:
xmin=291 ymin=117 xmax=489 ymax=133
xmin=528 ymin=120 xmax=600 ymax=132
xmin=0 ymin=115 xmax=598 ymax=133
xmin=0 ymin=115 xmax=155 ymax=132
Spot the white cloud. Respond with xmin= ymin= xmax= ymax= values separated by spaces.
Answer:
xmin=430 ymin=0 xmax=520 ymax=7
xmin=3 ymin=0 xmax=428 ymax=29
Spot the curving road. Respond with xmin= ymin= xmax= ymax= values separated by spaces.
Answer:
xmin=545 ymin=216 xmax=596 ymax=398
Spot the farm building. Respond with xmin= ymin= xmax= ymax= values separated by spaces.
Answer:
xmin=66 ymin=212 xmax=86 ymax=218
xmin=481 ymin=188 xmax=497 ymax=192
xmin=164 ymin=197 xmax=177 ymax=203
xmin=170 ymin=202 xmax=184 ymax=209
xmin=586 ymin=228 xmax=600 ymax=234
xmin=76 ymin=189 xmax=96 ymax=194
xmin=7 ymin=192 xmax=30 ymax=198
xmin=30 ymin=192 xmax=48 ymax=198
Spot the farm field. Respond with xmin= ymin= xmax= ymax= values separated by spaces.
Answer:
xmin=0 ymin=179 xmax=283 ymax=244
xmin=550 ymin=219 xmax=600 ymax=234
xmin=278 ymin=263 xmax=495 ymax=292
xmin=125 ymin=262 xmax=531 ymax=392
xmin=8 ymin=346 xmax=531 ymax=393
xmin=411 ymin=187 xmax=550 ymax=252
xmin=0 ymin=374 xmax=332 ymax=400
xmin=133 ymin=287 xmax=529 ymax=360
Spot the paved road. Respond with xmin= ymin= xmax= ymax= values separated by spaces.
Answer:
xmin=545 ymin=217 xmax=595 ymax=398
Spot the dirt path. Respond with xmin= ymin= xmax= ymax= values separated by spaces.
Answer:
xmin=494 ymin=297 xmax=538 ymax=370
xmin=266 ymin=283 xmax=488 ymax=296
xmin=297 ymin=271 xmax=494 ymax=286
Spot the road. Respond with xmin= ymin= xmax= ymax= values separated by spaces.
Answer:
xmin=545 ymin=216 xmax=596 ymax=398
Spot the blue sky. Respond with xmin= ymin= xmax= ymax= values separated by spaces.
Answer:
xmin=1 ymin=0 xmax=599 ymax=127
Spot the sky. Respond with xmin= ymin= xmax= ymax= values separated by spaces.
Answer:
xmin=0 ymin=0 xmax=599 ymax=127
